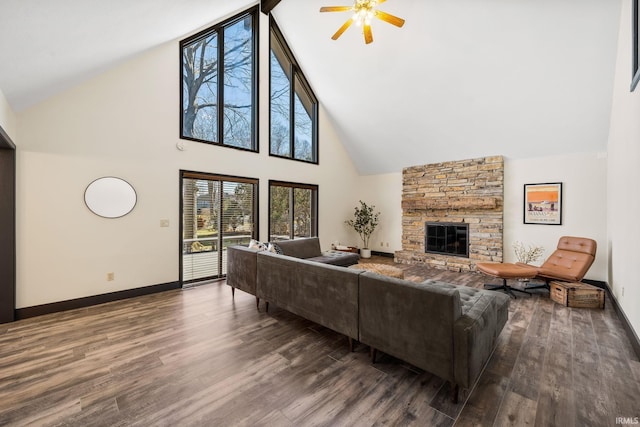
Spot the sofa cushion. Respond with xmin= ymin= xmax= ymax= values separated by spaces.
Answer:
xmin=420 ymin=280 xmax=483 ymax=315
xmin=274 ymin=237 xmax=322 ymax=259
xmin=307 ymin=250 xmax=360 ymax=267
xmin=420 ymin=280 xmax=509 ymax=320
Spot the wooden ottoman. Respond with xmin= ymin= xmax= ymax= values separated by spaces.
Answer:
xmin=476 ymin=262 xmax=538 ymax=299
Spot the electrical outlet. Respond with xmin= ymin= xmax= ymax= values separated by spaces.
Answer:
xmin=386 ymin=242 xmax=389 ymax=247
xmin=380 ymin=241 xmax=384 ymax=247
xmin=160 ymin=219 xmax=170 ymax=227
xmin=107 ymin=272 xmax=114 ymax=281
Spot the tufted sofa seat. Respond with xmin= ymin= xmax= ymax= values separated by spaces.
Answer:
xmin=421 ymin=279 xmax=510 ymax=340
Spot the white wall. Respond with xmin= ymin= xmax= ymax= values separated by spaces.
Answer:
xmin=607 ymin=0 xmax=640 ymax=339
xmin=0 ymin=87 xmax=17 ymax=140
xmin=504 ymin=153 xmax=608 ymax=281
xmin=347 ymin=173 xmax=403 ymax=252
xmin=15 ymin=12 xmax=361 ymax=308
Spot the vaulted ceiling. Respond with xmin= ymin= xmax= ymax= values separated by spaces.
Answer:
xmin=0 ymin=0 xmax=623 ymax=174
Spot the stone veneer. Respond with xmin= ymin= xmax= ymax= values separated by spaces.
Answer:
xmin=395 ymin=156 xmax=504 ymax=272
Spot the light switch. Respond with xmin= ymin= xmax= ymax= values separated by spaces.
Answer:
xmin=160 ymin=219 xmax=170 ymax=227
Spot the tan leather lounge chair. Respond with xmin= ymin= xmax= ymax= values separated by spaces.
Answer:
xmin=477 ymin=236 xmax=597 ymax=298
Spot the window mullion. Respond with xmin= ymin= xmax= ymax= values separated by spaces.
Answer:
xmin=217 ymin=180 xmax=224 ymax=270
xmin=218 ymin=28 xmax=224 ymax=146
xmin=289 ymin=187 xmax=294 ymax=239
xmin=289 ymin=63 xmax=295 ymax=159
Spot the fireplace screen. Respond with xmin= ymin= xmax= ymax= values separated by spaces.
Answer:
xmin=425 ymin=222 xmax=469 ymax=258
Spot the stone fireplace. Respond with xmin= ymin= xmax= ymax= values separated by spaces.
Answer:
xmin=395 ymin=156 xmax=504 ymax=272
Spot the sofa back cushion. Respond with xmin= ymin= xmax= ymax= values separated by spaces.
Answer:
xmin=358 ymin=272 xmax=461 ymax=383
xmin=273 ymin=237 xmax=322 ymax=259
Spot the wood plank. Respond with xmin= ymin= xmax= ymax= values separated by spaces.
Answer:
xmin=454 ymin=371 xmax=510 ymax=426
xmin=493 ymin=390 xmax=537 ymax=426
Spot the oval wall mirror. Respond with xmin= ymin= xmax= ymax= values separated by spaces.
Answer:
xmin=84 ymin=177 xmax=137 ymax=218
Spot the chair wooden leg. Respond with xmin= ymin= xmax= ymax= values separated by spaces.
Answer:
xmin=265 ymin=302 xmax=269 ymax=313
xmin=255 ymin=297 xmax=259 ymax=310
xmin=451 ymin=383 xmax=459 ymax=404
xmin=348 ymin=337 xmax=354 ymax=352
xmin=231 ymin=287 xmax=235 ymax=297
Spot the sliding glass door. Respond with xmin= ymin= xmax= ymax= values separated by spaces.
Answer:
xmin=181 ymin=171 xmax=257 ymax=284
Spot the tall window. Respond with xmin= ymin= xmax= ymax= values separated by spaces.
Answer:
xmin=180 ymin=7 xmax=258 ymax=151
xmin=181 ymin=171 xmax=258 ymax=283
xmin=269 ymin=181 xmax=318 ymax=241
xmin=270 ymin=18 xmax=318 ymax=163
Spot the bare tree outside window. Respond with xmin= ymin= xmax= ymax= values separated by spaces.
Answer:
xmin=181 ymin=9 xmax=256 ymax=150
xmin=269 ymin=18 xmax=317 ymax=163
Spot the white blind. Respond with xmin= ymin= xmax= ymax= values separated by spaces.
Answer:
xmin=182 ymin=173 xmax=257 ymax=283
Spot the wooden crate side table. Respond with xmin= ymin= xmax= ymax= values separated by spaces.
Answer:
xmin=550 ymin=281 xmax=605 ymax=309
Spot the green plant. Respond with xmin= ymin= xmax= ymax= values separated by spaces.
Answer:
xmin=344 ymin=201 xmax=380 ymax=249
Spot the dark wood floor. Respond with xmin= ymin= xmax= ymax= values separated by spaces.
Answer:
xmin=1 ymin=257 xmax=638 ymax=426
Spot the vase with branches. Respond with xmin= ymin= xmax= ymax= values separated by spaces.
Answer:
xmin=345 ymin=200 xmax=380 ymax=258
xmin=513 ymin=241 xmax=545 ymax=264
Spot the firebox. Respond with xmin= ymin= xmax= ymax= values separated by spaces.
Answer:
xmin=425 ymin=222 xmax=469 ymax=258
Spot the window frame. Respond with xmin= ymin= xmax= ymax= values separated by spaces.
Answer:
xmin=179 ymin=6 xmax=259 ymax=152
xmin=268 ymin=180 xmax=319 ymax=241
xmin=269 ymin=17 xmax=319 ymax=164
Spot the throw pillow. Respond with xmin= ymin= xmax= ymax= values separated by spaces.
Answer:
xmin=267 ymin=242 xmax=283 ymax=254
xmin=248 ymin=239 xmax=267 ymax=251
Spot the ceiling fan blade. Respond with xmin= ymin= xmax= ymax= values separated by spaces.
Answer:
xmin=375 ymin=10 xmax=405 ymax=27
xmin=363 ymin=23 xmax=373 ymax=44
xmin=320 ymin=6 xmax=353 ymax=12
xmin=332 ymin=18 xmax=354 ymax=40
xmin=377 ymin=0 xmax=387 ymax=3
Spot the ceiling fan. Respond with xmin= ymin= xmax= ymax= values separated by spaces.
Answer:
xmin=320 ymin=0 xmax=405 ymax=44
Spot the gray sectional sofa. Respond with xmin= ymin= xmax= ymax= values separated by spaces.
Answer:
xmin=226 ymin=237 xmax=510 ymax=401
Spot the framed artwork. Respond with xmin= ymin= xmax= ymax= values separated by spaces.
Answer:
xmin=523 ymin=183 xmax=563 ymax=225
xmin=633 ymin=0 xmax=640 ymax=91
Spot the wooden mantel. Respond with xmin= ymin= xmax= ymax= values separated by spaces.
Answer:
xmin=402 ymin=196 xmax=500 ymax=211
